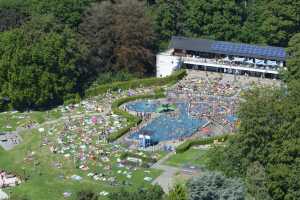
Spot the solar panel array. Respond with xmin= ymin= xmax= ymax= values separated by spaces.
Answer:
xmin=211 ymin=41 xmax=286 ymax=60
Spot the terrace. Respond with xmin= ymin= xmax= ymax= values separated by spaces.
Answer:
xmin=181 ymin=56 xmax=281 ymax=74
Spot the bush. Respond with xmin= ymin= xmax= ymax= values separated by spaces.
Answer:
xmin=108 ymin=185 xmax=164 ymax=200
xmin=0 ymin=98 xmax=10 ymax=112
xmin=63 ymin=93 xmax=81 ymax=105
xmin=165 ymin=183 xmax=188 ymax=200
xmin=85 ymin=70 xmax=186 ymax=97
xmin=90 ymin=71 xmax=137 ymax=87
xmin=76 ymin=190 xmax=98 ymax=200
xmin=176 ymin=134 xmax=231 ymax=153
xmin=187 ymin=171 xmax=245 ymax=200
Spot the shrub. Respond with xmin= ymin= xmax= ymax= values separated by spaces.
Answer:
xmin=85 ymin=69 xmax=186 ymax=97
xmin=90 ymin=71 xmax=137 ymax=87
xmin=165 ymin=183 xmax=188 ymax=200
xmin=63 ymin=93 xmax=81 ymax=105
xmin=175 ymin=134 xmax=231 ymax=153
xmin=187 ymin=171 xmax=245 ymax=200
xmin=108 ymin=185 xmax=164 ymax=200
xmin=76 ymin=190 xmax=98 ymax=200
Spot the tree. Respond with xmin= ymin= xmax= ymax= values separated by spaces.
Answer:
xmin=153 ymin=0 xmax=185 ymax=42
xmin=79 ymin=0 xmax=156 ymax=76
xmin=27 ymin=0 xmax=94 ymax=27
xmin=245 ymin=162 xmax=272 ymax=200
xmin=285 ymin=33 xmax=300 ymax=81
xmin=183 ymin=0 xmax=243 ymax=42
xmin=238 ymin=1 xmax=266 ymax=44
xmin=0 ymin=8 xmax=28 ymax=32
xmin=0 ymin=15 xmax=87 ymax=110
xmin=108 ymin=185 xmax=164 ymax=200
xmin=207 ymin=85 xmax=300 ymax=200
xmin=76 ymin=190 xmax=98 ymax=200
xmin=259 ymin=0 xmax=300 ymax=46
xmin=187 ymin=171 xmax=245 ymax=200
xmin=165 ymin=183 xmax=187 ymax=200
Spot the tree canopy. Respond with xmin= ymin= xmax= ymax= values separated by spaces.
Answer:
xmin=207 ymin=80 xmax=300 ymax=199
xmin=152 ymin=0 xmax=300 ymax=47
xmin=79 ymin=0 xmax=156 ymax=76
xmin=107 ymin=185 xmax=164 ymax=200
xmin=0 ymin=16 xmax=87 ymax=110
xmin=187 ymin=171 xmax=245 ymax=200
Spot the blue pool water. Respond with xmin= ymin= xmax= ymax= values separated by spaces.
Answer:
xmin=226 ymin=115 xmax=238 ymax=123
xmin=127 ymin=101 xmax=208 ymax=142
xmin=126 ymin=100 xmax=159 ymax=113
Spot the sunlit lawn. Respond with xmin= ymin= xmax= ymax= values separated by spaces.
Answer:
xmin=0 ymin=109 xmax=62 ymax=132
xmin=0 ymin=129 xmax=162 ymax=200
xmin=165 ymin=148 xmax=210 ymax=168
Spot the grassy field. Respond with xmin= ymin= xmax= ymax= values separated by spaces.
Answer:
xmin=0 ymin=109 xmax=61 ymax=132
xmin=0 ymin=127 xmax=162 ymax=200
xmin=165 ymin=148 xmax=210 ymax=168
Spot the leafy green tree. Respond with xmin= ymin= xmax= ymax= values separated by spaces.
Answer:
xmin=245 ymin=162 xmax=272 ymax=200
xmin=27 ymin=0 xmax=94 ymax=27
xmin=238 ymin=1 xmax=266 ymax=44
xmin=187 ymin=171 xmax=245 ymax=200
xmin=108 ymin=185 xmax=164 ymax=200
xmin=0 ymin=15 xmax=87 ymax=110
xmin=0 ymin=8 xmax=28 ymax=32
xmin=259 ymin=0 xmax=300 ymax=46
xmin=285 ymin=33 xmax=300 ymax=81
xmin=207 ymin=85 xmax=300 ymax=200
xmin=183 ymin=0 xmax=242 ymax=42
xmin=153 ymin=0 xmax=185 ymax=42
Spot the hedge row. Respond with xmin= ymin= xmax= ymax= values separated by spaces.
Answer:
xmin=175 ymin=134 xmax=232 ymax=153
xmin=85 ymin=70 xmax=187 ymax=97
xmin=107 ymin=89 xmax=165 ymax=142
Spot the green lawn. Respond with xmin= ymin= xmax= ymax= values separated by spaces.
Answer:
xmin=165 ymin=148 xmax=210 ymax=168
xmin=0 ymin=128 xmax=162 ymax=200
xmin=0 ymin=109 xmax=61 ymax=132
xmin=0 ymin=88 xmax=172 ymax=200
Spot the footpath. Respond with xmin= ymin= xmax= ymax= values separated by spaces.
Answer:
xmin=151 ymin=152 xmax=181 ymax=193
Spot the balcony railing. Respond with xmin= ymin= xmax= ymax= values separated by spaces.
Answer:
xmin=181 ymin=56 xmax=281 ymax=74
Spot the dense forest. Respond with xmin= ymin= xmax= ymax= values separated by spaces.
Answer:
xmin=1 ymin=0 xmax=300 ymax=110
xmin=0 ymin=1 xmax=300 ymax=199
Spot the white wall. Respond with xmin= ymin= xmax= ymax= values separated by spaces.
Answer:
xmin=156 ymin=54 xmax=181 ymax=77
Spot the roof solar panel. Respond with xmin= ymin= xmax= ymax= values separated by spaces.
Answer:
xmin=170 ymin=36 xmax=286 ymax=60
xmin=211 ymin=41 xmax=286 ymax=60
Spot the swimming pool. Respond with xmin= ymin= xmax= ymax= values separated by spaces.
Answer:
xmin=126 ymin=100 xmax=159 ymax=113
xmin=126 ymin=101 xmax=208 ymax=143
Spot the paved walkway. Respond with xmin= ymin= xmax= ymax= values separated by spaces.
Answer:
xmin=151 ymin=152 xmax=181 ymax=193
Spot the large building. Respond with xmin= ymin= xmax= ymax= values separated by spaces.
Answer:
xmin=156 ymin=36 xmax=287 ymax=78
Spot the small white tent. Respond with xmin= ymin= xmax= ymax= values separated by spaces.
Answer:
xmin=0 ymin=190 xmax=8 ymax=200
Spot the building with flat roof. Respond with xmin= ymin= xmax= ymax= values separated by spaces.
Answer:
xmin=156 ymin=36 xmax=287 ymax=78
